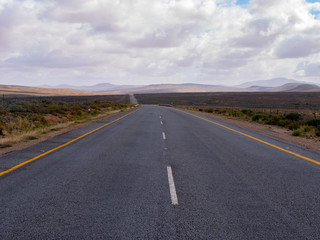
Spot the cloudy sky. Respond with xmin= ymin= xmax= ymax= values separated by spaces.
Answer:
xmin=0 ymin=0 xmax=320 ymax=87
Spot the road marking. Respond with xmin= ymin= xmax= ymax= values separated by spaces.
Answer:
xmin=161 ymin=121 xmax=163 ymax=125
xmin=179 ymin=110 xmax=320 ymax=166
xmin=162 ymin=132 xmax=166 ymax=140
xmin=167 ymin=166 xmax=178 ymax=205
xmin=0 ymin=109 xmax=140 ymax=177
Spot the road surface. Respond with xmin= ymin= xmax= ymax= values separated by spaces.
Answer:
xmin=1 ymin=105 xmax=320 ymax=239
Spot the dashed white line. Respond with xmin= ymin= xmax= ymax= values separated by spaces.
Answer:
xmin=162 ymin=132 xmax=166 ymax=140
xmin=161 ymin=121 xmax=163 ymax=125
xmin=167 ymin=166 xmax=178 ymax=205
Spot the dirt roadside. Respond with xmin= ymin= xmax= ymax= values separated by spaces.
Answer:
xmin=185 ymin=109 xmax=320 ymax=151
xmin=0 ymin=110 xmax=123 ymax=156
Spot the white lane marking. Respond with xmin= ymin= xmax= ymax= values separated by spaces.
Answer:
xmin=161 ymin=121 xmax=163 ymax=125
xmin=160 ymin=116 xmax=162 ymax=119
xmin=167 ymin=166 xmax=178 ymax=205
xmin=162 ymin=132 xmax=166 ymax=140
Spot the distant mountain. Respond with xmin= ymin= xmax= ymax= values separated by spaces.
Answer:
xmin=109 ymin=83 xmax=246 ymax=94
xmin=33 ymin=80 xmax=320 ymax=95
xmin=42 ymin=83 xmax=142 ymax=92
xmin=270 ymin=83 xmax=320 ymax=92
xmin=0 ymin=85 xmax=107 ymax=96
xmin=237 ymin=78 xmax=299 ymax=88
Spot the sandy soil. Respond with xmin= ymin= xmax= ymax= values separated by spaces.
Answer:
xmin=0 ymin=110 xmax=121 ymax=156
xmin=188 ymin=109 xmax=320 ymax=151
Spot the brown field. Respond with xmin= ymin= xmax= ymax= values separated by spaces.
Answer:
xmin=0 ymin=85 xmax=108 ymax=96
xmin=134 ymin=92 xmax=320 ymax=112
xmin=1 ymin=94 xmax=130 ymax=105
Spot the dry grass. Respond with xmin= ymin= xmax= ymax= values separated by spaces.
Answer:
xmin=0 ymin=109 xmax=121 ymax=148
xmin=0 ymin=122 xmax=74 ymax=148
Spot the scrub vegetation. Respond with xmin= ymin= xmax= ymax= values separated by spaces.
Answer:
xmin=134 ymin=92 xmax=320 ymax=140
xmin=186 ymin=107 xmax=320 ymax=139
xmin=0 ymin=95 xmax=132 ymax=148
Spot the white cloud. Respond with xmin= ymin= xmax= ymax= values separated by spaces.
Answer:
xmin=0 ymin=0 xmax=320 ymax=86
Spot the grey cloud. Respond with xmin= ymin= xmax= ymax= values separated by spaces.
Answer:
xmin=5 ymin=45 xmax=103 ymax=69
xmin=231 ymin=18 xmax=279 ymax=48
xmin=202 ymin=48 xmax=259 ymax=70
xmin=250 ymin=0 xmax=283 ymax=14
xmin=275 ymin=35 xmax=320 ymax=58
xmin=296 ymin=61 xmax=320 ymax=76
xmin=0 ymin=3 xmax=28 ymax=46
xmin=127 ymin=27 xmax=189 ymax=49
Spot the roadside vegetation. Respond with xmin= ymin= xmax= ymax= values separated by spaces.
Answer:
xmin=0 ymin=96 xmax=133 ymax=148
xmin=134 ymin=92 xmax=320 ymax=140
xmin=183 ymin=107 xmax=320 ymax=139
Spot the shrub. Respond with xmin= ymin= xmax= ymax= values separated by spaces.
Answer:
xmin=232 ymin=111 xmax=244 ymax=118
xmin=8 ymin=104 xmax=26 ymax=113
xmin=285 ymin=112 xmax=301 ymax=121
xmin=303 ymin=125 xmax=314 ymax=132
xmin=287 ymin=122 xmax=300 ymax=130
xmin=91 ymin=110 xmax=99 ymax=116
xmin=241 ymin=109 xmax=253 ymax=116
xmin=306 ymin=118 xmax=320 ymax=127
xmin=215 ymin=109 xmax=226 ymax=114
xmin=292 ymin=129 xmax=302 ymax=136
xmin=71 ymin=109 xmax=83 ymax=116
xmin=33 ymin=115 xmax=47 ymax=124
xmin=252 ymin=113 xmax=266 ymax=121
xmin=278 ymin=120 xmax=287 ymax=127
xmin=26 ymin=136 xmax=38 ymax=140
xmin=265 ymin=114 xmax=282 ymax=125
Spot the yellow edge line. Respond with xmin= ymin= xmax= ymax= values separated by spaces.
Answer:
xmin=0 ymin=109 xmax=140 ymax=177
xmin=178 ymin=109 xmax=320 ymax=165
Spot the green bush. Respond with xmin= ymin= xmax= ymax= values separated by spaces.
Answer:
xmin=232 ymin=111 xmax=244 ymax=118
xmin=33 ymin=115 xmax=47 ymax=124
xmin=278 ymin=119 xmax=287 ymax=127
xmin=306 ymin=118 xmax=320 ymax=127
xmin=91 ymin=110 xmax=99 ymax=116
xmin=303 ymin=125 xmax=314 ymax=132
xmin=241 ymin=109 xmax=253 ymax=116
xmin=71 ymin=109 xmax=83 ymax=116
xmin=292 ymin=129 xmax=302 ymax=136
xmin=8 ymin=104 xmax=26 ymax=113
xmin=265 ymin=114 xmax=282 ymax=125
xmin=285 ymin=112 xmax=301 ymax=121
xmin=287 ymin=122 xmax=300 ymax=130
xmin=252 ymin=113 xmax=266 ymax=121
xmin=26 ymin=136 xmax=38 ymax=140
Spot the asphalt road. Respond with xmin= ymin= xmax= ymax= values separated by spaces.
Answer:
xmin=1 ymin=105 xmax=320 ymax=239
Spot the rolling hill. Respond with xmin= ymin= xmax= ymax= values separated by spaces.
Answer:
xmin=0 ymin=85 xmax=106 ymax=96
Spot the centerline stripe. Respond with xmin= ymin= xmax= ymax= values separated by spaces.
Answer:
xmin=179 ymin=109 xmax=320 ymax=165
xmin=167 ymin=166 xmax=178 ymax=205
xmin=162 ymin=132 xmax=166 ymax=140
xmin=0 ymin=109 xmax=140 ymax=177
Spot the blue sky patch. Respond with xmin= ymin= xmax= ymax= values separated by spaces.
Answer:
xmin=236 ymin=0 xmax=250 ymax=6
xmin=307 ymin=0 xmax=320 ymax=18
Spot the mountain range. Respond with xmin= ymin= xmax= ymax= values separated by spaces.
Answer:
xmin=41 ymin=78 xmax=320 ymax=94
xmin=2 ymin=78 xmax=319 ymax=96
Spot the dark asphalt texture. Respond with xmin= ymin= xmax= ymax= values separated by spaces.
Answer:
xmin=1 ymin=105 xmax=320 ymax=239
